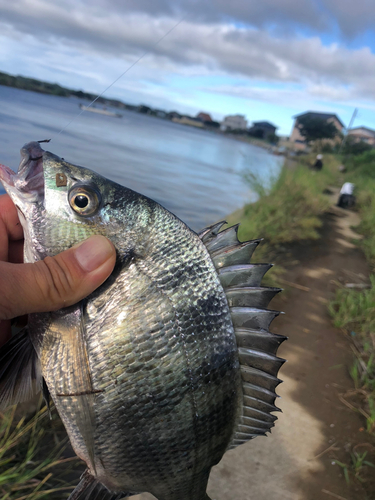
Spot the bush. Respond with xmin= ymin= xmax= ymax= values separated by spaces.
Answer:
xmin=343 ymin=137 xmax=373 ymax=157
xmin=227 ymin=155 xmax=339 ymax=261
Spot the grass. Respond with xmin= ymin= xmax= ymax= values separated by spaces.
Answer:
xmin=334 ymin=450 xmax=375 ymax=485
xmin=225 ymin=154 xmax=340 ymax=286
xmin=0 ymin=401 xmax=79 ymax=499
xmin=232 ymin=154 xmax=338 ymax=251
xmin=232 ymin=149 xmax=375 ymax=486
xmin=329 ymin=149 xmax=375 ymax=436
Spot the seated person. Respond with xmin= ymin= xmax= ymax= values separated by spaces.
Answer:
xmin=337 ymin=182 xmax=356 ymax=209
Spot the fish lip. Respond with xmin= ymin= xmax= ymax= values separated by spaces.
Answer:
xmin=0 ymin=162 xmax=15 ymax=187
xmin=0 ymin=142 xmax=45 ymax=200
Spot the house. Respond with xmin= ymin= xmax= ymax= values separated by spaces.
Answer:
xmin=154 ymin=109 xmax=167 ymax=119
xmin=137 ymin=105 xmax=152 ymax=114
xmin=248 ymin=121 xmax=277 ymax=140
xmin=290 ymin=111 xmax=344 ymax=150
xmin=221 ymin=114 xmax=248 ymax=132
xmin=197 ymin=112 xmax=212 ymax=122
xmin=167 ymin=111 xmax=181 ymax=120
xmin=347 ymin=127 xmax=375 ymax=146
xmin=204 ymin=120 xmax=221 ymax=130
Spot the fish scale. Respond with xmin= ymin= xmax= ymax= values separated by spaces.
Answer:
xmin=0 ymin=142 xmax=286 ymax=500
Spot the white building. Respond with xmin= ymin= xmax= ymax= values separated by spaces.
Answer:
xmin=221 ymin=114 xmax=248 ymax=131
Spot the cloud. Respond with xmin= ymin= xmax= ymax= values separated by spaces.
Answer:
xmin=92 ymin=0 xmax=326 ymax=31
xmin=322 ymin=0 xmax=375 ymax=38
xmin=1 ymin=2 xmax=375 ymax=93
xmin=0 ymin=0 xmax=375 ymax=134
xmin=94 ymin=0 xmax=375 ymax=38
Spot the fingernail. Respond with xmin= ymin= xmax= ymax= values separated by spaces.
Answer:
xmin=74 ymin=235 xmax=115 ymax=272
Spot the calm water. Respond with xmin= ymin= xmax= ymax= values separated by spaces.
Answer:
xmin=0 ymin=86 xmax=283 ymax=230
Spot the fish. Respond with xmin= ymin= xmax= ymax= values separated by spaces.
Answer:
xmin=0 ymin=141 xmax=286 ymax=500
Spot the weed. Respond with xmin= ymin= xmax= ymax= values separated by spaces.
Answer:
xmin=333 ymin=459 xmax=350 ymax=484
xmin=351 ymin=451 xmax=375 ymax=482
xmin=231 ymin=158 xmax=339 ymax=253
xmin=333 ymin=451 xmax=375 ymax=485
xmin=0 ymin=402 xmax=79 ymax=499
xmin=329 ymin=150 xmax=375 ymax=440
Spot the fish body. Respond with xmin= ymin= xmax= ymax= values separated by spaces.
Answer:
xmin=0 ymin=142 xmax=285 ymax=500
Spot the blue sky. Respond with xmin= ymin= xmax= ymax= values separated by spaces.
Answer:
xmin=0 ymin=0 xmax=374 ymax=135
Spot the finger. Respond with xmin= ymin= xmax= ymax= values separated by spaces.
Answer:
xmin=0 ymin=235 xmax=116 ymax=320
xmin=0 ymin=194 xmax=23 ymax=241
xmin=8 ymin=240 xmax=24 ymax=264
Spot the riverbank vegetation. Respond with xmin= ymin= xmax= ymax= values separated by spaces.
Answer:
xmin=227 ymin=154 xmax=340 ymax=264
xmin=0 ymin=403 xmax=77 ymax=499
xmin=329 ymin=150 xmax=375 ymax=435
xmin=232 ymin=149 xmax=375 ymax=439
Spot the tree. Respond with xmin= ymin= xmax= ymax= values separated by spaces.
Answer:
xmin=297 ymin=115 xmax=338 ymax=143
xmin=342 ymin=136 xmax=373 ymax=156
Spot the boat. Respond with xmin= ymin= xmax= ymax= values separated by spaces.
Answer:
xmin=79 ymin=104 xmax=122 ymax=118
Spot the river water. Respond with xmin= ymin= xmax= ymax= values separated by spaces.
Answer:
xmin=0 ymin=86 xmax=283 ymax=230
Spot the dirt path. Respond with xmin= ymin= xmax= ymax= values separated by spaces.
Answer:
xmin=135 ymin=194 xmax=375 ymax=500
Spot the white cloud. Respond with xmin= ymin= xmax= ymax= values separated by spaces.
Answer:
xmin=0 ymin=0 xmax=374 ymax=133
xmin=1 ymin=3 xmax=375 ymax=95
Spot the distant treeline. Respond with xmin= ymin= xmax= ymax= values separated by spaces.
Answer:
xmin=0 ymin=70 xmax=127 ymax=108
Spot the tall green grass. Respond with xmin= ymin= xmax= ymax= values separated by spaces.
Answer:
xmin=228 ymin=154 xmax=339 ymax=263
xmin=0 ymin=403 xmax=77 ymax=499
xmin=329 ymin=149 xmax=375 ymax=434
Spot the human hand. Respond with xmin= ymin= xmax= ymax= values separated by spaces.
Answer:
xmin=0 ymin=194 xmax=116 ymax=347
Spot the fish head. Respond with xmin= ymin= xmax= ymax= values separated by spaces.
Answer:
xmin=0 ymin=141 xmax=152 ymax=262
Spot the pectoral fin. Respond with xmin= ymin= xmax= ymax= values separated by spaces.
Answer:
xmin=0 ymin=328 xmax=41 ymax=411
xmin=42 ymin=307 xmax=98 ymax=473
xmin=68 ymin=470 xmax=132 ymax=500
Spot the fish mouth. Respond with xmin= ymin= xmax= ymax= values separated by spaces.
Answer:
xmin=0 ymin=142 xmax=45 ymax=201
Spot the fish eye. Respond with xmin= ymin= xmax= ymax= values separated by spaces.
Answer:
xmin=75 ymin=195 xmax=89 ymax=208
xmin=68 ymin=185 xmax=101 ymax=217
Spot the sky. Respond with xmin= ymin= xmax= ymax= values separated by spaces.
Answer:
xmin=0 ymin=0 xmax=374 ymax=136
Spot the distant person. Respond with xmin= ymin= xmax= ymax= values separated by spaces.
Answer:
xmin=337 ymin=182 xmax=356 ymax=209
xmin=313 ymin=154 xmax=323 ymax=171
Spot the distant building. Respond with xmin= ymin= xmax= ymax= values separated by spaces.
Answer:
xmin=290 ymin=111 xmax=344 ymax=150
xmin=137 ymin=105 xmax=151 ymax=114
xmin=221 ymin=114 xmax=248 ymax=132
xmin=154 ymin=109 xmax=167 ymax=118
xmin=205 ymin=120 xmax=220 ymax=130
xmin=347 ymin=127 xmax=375 ymax=146
xmin=197 ymin=112 xmax=212 ymax=122
xmin=167 ymin=111 xmax=181 ymax=120
xmin=248 ymin=121 xmax=277 ymax=140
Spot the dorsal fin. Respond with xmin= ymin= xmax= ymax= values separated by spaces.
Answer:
xmin=200 ymin=222 xmax=286 ymax=449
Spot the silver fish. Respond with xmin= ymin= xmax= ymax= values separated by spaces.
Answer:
xmin=0 ymin=142 xmax=285 ymax=500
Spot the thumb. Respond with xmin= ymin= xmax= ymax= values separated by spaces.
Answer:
xmin=0 ymin=235 xmax=116 ymax=320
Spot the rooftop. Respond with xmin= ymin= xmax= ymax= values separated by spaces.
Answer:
xmin=252 ymin=121 xmax=278 ymax=129
xmin=293 ymin=111 xmax=344 ymax=128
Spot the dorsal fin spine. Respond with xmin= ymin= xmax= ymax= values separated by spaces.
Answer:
xmin=200 ymin=222 xmax=286 ymax=450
